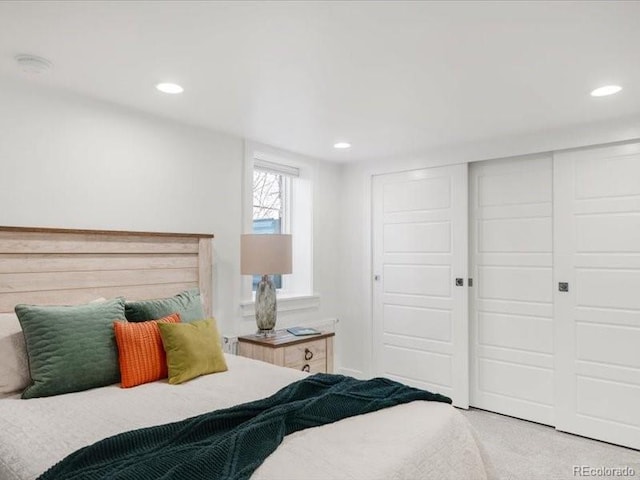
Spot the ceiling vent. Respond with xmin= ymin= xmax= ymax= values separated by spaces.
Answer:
xmin=15 ymin=54 xmax=53 ymax=75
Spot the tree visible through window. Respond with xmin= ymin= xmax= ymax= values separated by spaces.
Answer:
xmin=252 ymin=169 xmax=286 ymax=290
xmin=253 ymin=170 xmax=282 ymax=223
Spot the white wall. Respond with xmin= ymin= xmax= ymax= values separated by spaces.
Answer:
xmin=9 ymin=75 xmax=640 ymax=378
xmin=339 ymin=115 xmax=640 ymax=378
xmin=0 ymin=78 xmax=342 ymax=342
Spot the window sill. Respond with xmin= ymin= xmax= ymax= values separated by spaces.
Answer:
xmin=240 ymin=294 xmax=320 ymax=318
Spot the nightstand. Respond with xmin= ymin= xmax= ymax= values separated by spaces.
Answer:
xmin=238 ymin=330 xmax=334 ymax=374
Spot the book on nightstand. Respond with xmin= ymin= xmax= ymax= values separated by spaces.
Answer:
xmin=287 ymin=326 xmax=321 ymax=336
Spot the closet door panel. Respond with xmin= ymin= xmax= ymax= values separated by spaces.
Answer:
xmin=372 ymin=164 xmax=468 ymax=407
xmin=480 ymin=217 xmax=552 ymax=252
xmin=478 ymin=266 xmax=552 ymax=303
xmin=478 ymin=311 xmax=553 ymax=353
xmin=555 ymin=142 xmax=640 ymax=450
xmin=478 ymin=359 xmax=554 ymax=405
xmin=470 ymin=155 xmax=554 ymax=425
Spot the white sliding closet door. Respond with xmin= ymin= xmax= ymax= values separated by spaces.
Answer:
xmin=372 ymin=164 xmax=468 ymax=407
xmin=469 ymin=156 xmax=554 ymax=425
xmin=555 ymin=142 xmax=640 ymax=450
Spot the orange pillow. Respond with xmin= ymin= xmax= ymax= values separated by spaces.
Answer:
xmin=114 ymin=313 xmax=181 ymax=388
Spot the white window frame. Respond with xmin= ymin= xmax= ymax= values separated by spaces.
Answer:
xmin=251 ymin=163 xmax=291 ymax=291
xmin=241 ymin=141 xmax=319 ymax=317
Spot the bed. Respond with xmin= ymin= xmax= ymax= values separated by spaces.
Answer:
xmin=0 ymin=226 xmax=495 ymax=480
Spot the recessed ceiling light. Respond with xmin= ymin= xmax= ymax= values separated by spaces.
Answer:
xmin=15 ymin=54 xmax=52 ymax=75
xmin=156 ymin=83 xmax=184 ymax=94
xmin=334 ymin=142 xmax=351 ymax=149
xmin=590 ymin=85 xmax=622 ymax=97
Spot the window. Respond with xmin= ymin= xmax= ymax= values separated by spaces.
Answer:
xmin=251 ymin=167 xmax=291 ymax=290
xmin=242 ymin=143 xmax=315 ymax=312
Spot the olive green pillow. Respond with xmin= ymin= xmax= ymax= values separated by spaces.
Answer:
xmin=125 ymin=289 xmax=205 ymax=323
xmin=158 ymin=318 xmax=227 ymax=384
xmin=15 ymin=298 xmax=126 ymax=399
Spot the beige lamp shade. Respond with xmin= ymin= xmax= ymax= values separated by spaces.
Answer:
xmin=241 ymin=234 xmax=292 ymax=275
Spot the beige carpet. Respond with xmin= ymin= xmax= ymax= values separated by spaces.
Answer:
xmin=461 ymin=408 xmax=640 ymax=480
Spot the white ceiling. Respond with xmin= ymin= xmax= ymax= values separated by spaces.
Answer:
xmin=1 ymin=1 xmax=639 ymax=162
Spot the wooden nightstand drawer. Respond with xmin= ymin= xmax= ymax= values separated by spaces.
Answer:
xmin=283 ymin=338 xmax=326 ymax=367
xmin=237 ymin=329 xmax=334 ymax=374
xmin=287 ymin=358 xmax=327 ymax=374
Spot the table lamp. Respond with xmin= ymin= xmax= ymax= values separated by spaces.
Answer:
xmin=241 ymin=234 xmax=292 ymax=335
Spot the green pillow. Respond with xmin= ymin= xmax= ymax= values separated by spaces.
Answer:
xmin=125 ymin=289 xmax=204 ymax=323
xmin=15 ymin=298 xmax=125 ymax=399
xmin=158 ymin=318 xmax=227 ymax=384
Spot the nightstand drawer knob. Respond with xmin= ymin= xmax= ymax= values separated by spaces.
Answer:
xmin=302 ymin=364 xmax=311 ymax=372
xmin=304 ymin=348 xmax=313 ymax=360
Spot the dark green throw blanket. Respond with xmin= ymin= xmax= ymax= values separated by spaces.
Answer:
xmin=39 ymin=373 xmax=451 ymax=480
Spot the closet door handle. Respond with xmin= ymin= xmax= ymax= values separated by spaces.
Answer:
xmin=455 ymin=278 xmax=464 ymax=287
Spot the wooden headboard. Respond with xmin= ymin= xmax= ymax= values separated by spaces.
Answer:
xmin=0 ymin=227 xmax=214 ymax=315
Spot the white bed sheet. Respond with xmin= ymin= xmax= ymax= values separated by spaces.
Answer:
xmin=0 ymin=354 xmax=494 ymax=480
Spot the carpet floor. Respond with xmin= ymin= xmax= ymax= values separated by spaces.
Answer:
xmin=461 ymin=408 xmax=640 ymax=480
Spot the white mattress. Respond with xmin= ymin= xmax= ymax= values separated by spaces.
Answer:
xmin=0 ymin=355 xmax=495 ymax=480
